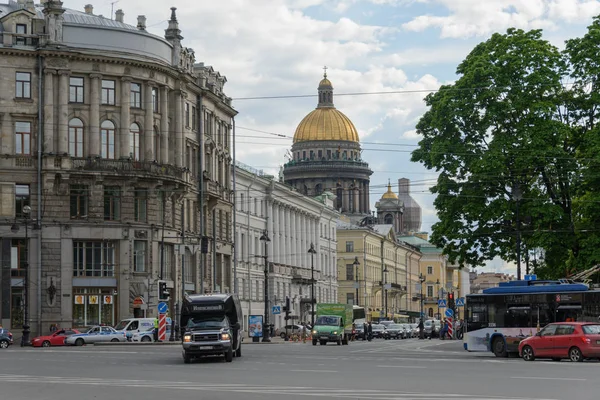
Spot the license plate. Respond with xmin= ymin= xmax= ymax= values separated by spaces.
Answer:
xmin=320 ymin=336 xmax=328 ymax=340
xmin=198 ymin=346 xmax=212 ymax=350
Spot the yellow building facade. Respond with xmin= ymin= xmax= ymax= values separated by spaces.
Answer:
xmin=337 ymin=222 xmax=422 ymax=321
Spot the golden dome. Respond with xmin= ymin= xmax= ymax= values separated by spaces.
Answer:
xmin=382 ymin=182 xmax=398 ymax=199
xmin=293 ymin=108 xmax=360 ymax=143
xmin=319 ymin=77 xmax=332 ymax=87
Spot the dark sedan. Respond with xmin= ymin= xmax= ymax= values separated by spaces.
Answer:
xmin=371 ymin=324 xmax=386 ymax=338
xmin=383 ymin=324 xmax=404 ymax=340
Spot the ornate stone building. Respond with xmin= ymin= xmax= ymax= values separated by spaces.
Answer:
xmin=282 ymin=73 xmax=372 ymax=222
xmin=234 ymin=162 xmax=339 ymax=331
xmin=0 ymin=0 xmax=234 ymax=337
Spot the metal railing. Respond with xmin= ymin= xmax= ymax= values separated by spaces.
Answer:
xmin=71 ymin=158 xmax=185 ymax=180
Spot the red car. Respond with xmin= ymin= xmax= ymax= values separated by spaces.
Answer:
xmin=519 ymin=322 xmax=600 ymax=362
xmin=31 ymin=329 xmax=81 ymax=347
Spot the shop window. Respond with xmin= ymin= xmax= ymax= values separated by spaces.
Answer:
xmin=73 ymin=288 xmax=116 ymax=327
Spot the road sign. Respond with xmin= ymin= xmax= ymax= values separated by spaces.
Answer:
xmin=437 ymin=299 xmax=447 ymax=308
xmin=272 ymin=305 xmax=281 ymax=315
xmin=456 ymin=297 xmax=465 ymax=307
xmin=158 ymin=302 xmax=168 ymax=314
xmin=524 ymin=274 xmax=537 ymax=281
xmin=445 ymin=308 xmax=454 ymax=318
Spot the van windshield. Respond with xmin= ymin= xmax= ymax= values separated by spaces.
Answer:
xmin=114 ymin=320 xmax=131 ymax=330
xmin=315 ymin=316 xmax=340 ymax=326
xmin=186 ymin=316 xmax=229 ymax=330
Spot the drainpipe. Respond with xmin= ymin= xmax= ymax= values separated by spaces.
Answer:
xmin=232 ymin=117 xmax=237 ymax=294
xmin=36 ymin=54 xmax=44 ymax=336
xmin=197 ymin=93 xmax=204 ymax=293
xmin=246 ymin=173 xmax=257 ymax=320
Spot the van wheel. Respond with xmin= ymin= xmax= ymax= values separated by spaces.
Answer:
xmin=492 ymin=337 xmax=507 ymax=358
xmin=235 ymin=346 xmax=242 ymax=357
xmin=225 ymin=348 xmax=233 ymax=363
xmin=183 ymin=353 xmax=191 ymax=364
xmin=312 ymin=339 xmax=317 ymax=346
xmin=337 ymin=337 xmax=342 ymax=346
xmin=320 ymin=340 xmax=326 ymax=345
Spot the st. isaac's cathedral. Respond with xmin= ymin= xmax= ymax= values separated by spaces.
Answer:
xmin=282 ymin=71 xmax=422 ymax=233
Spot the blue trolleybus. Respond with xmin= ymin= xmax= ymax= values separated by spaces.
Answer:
xmin=464 ymin=279 xmax=600 ymax=357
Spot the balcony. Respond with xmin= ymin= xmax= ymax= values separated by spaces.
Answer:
xmin=70 ymin=158 xmax=185 ymax=181
xmin=1 ymin=33 xmax=47 ymax=48
xmin=0 ymin=154 xmax=36 ymax=169
xmin=283 ymin=159 xmax=371 ymax=176
xmin=378 ymin=281 xmax=406 ymax=292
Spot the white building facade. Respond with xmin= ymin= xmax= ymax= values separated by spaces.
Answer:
xmin=234 ymin=163 xmax=339 ymax=332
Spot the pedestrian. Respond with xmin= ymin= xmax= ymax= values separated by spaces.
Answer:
xmin=363 ymin=322 xmax=368 ymax=340
xmin=418 ymin=318 xmax=424 ymax=340
xmin=153 ymin=317 xmax=159 ymax=342
xmin=367 ymin=322 xmax=373 ymax=341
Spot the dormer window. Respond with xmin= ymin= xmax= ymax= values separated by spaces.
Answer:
xmin=15 ymin=24 xmax=26 ymax=45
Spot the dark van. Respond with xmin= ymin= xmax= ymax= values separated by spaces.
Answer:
xmin=180 ymin=293 xmax=243 ymax=363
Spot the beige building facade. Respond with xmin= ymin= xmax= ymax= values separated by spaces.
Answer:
xmin=0 ymin=1 xmax=234 ymax=338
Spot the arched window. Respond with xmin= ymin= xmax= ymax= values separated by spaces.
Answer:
xmin=130 ymin=123 xmax=141 ymax=161
xmin=384 ymin=214 xmax=393 ymax=225
xmin=428 ymin=308 xmax=434 ymax=318
xmin=68 ymin=118 xmax=84 ymax=157
xmin=100 ymin=120 xmax=115 ymax=159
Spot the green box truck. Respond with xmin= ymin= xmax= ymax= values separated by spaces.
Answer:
xmin=311 ymin=303 xmax=353 ymax=346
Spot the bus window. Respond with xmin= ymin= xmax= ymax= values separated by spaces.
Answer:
xmin=555 ymin=305 xmax=582 ymax=323
xmin=505 ymin=306 xmax=530 ymax=328
xmin=531 ymin=304 xmax=554 ymax=328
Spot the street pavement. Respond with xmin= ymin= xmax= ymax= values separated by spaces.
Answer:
xmin=1 ymin=337 xmax=598 ymax=400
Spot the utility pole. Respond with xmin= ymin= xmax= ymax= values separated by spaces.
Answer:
xmin=260 ymin=230 xmax=271 ymax=342
xmin=308 ymin=243 xmax=317 ymax=326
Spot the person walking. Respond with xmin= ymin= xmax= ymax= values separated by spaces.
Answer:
xmin=367 ymin=322 xmax=373 ymax=341
xmin=418 ymin=318 xmax=424 ymax=340
xmin=363 ymin=322 xmax=368 ymax=341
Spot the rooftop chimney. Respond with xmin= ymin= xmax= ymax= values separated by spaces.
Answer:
xmin=84 ymin=4 xmax=93 ymax=14
xmin=115 ymin=9 xmax=124 ymax=23
xmin=137 ymin=15 xmax=146 ymax=31
xmin=25 ymin=0 xmax=34 ymax=11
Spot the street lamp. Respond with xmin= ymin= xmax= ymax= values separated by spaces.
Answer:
xmin=259 ymin=230 xmax=271 ymax=342
xmin=308 ymin=243 xmax=317 ymax=327
xmin=435 ymin=278 xmax=440 ymax=319
xmin=383 ymin=266 xmax=389 ymax=319
xmin=419 ymin=273 xmax=425 ymax=339
xmin=353 ymin=257 xmax=360 ymax=306
xmin=11 ymin=205 xmax=32 ymax=346
xmin=513 ymin=183 xmax=522 ymax=280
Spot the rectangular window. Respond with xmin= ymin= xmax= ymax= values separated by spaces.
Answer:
xmin=130 ymin=83 xmax=142 ymax=108
xmin=427 ymin=266 xmax=433 ymax=275
xmin=103 ymin=186 xmax=121 ymax=221
xmin=69 ymin=77 xmax=84 ymax=103
xmin=69 ymin=121 xmax=84 ymax=157
xmin=70 ymin=185 xmax=88 ymax=218
xmin=152 ymin=87 xmax=159 ymax=112
xmin=15 ymin=72 xmax=31 ymax=99
xmin=158 ymin=192 xmax=165 ymax=225
xmin=345 ymin=241 xmax=354 ymax=252
xmin=133 ymin=240 xmax=147 ymax=273
xmin=15 ymin=24 xmax=26 ymax=45
xmin=134 ymin=188 xmax=147 ymax=222
xmin=346 ymin=264 xmax=354 ymax=281
xmin=163 ymin=244 xmax=174 ymax=281
xmin=185 ymin=103 xmax=190 ymax=128
xmin=427 ymin=285 xmax=434 ymax=298
xmin=101 ymin=80 xmax=115 ymax=105
xmin=346 ymin=293 xmax=355 ymax=305
xmin=15 ymin=184 xmax=30 ymax=218
xmin=192 ymin=106 xmax=197 ymax=130
xmin=15 ymin=121 xmax=31 ymax=155
xmin=184 ymin=254 xmax=193 ymax=283
xmin=73 ymin=241 xmax=115 ymax=277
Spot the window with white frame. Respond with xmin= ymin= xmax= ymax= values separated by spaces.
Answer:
xmin=15 ymin=72 xmax=31 ymax=98
xmin=133 ymin=241 xmax=147 ymax=273
xmin=73 ymin=241 xmax=115 ymax=277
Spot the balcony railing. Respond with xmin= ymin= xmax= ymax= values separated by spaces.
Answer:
xmin=71 ymin=158 xmax=185 ymax=180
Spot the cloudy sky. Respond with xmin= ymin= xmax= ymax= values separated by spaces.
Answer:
xmin=69 ymin=0 xmax=600 ymax=273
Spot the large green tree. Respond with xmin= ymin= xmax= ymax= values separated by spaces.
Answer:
xmin=412 ymin=26 xmax=600 ymax=277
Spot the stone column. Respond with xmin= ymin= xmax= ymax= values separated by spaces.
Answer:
xmin=354 ymin=189 xmax=360 ymax=214
xmin=272 ymin=202 xmax=279 ymax=263
xmin=301 ymin=213 xmax=306 ymax=268
xmin=160 ymin=86 xmax=169 ymax=164
xmin=89 ymin=74 xmax=101 ymax=157
xmin=144 ymin=82 xmax=154 ymax=161
xmin=43 ymin=69 xmax=56 ymax=154
xmin=120 ymin=77 xmax=131 ymax=158
xmin=341 ymin=183 xmax=348 ymax=213
xmin=174 ymin=92 xmax=183 ymax=167
xmin=279 ymin=206 xmax=284 ymax=265
xmin=267 ymin=200 xmax=273 ymax=262
xmin=290 ymin=208 xmax=296 ymax=267
xmin=57 ymin=70 xmax=69 ymax=155
xmin=365 ymin=182 xmax=370 ymax=212
xmin=285 ymin=207 xmax=291 ymax=266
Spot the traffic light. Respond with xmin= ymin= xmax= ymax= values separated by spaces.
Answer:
xmin=284 ymin=296 xmax=291 ymax=321
xmin=158 ymin=281 xmax=170 ymax=301
xmin=448 ymin=292 xmax=455 ymax=310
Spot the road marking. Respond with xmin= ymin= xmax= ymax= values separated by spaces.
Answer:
xmin=290 ymin=369 xmax=339 ymax=373
xmin=510 ymin=376 xmax=586 ymax=382
xmin=377 ymin=365 xmax=427 ymax=369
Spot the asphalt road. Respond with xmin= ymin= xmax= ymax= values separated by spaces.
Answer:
xmin=0 ymin=338 xmax=598 ymax=400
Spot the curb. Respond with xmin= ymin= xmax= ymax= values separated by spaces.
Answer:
xmin=93 ymin=340 xmax=300 ymax=346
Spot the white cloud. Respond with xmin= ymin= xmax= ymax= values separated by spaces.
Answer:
xmin=402 ymin=0 xmax=600 ymax=38
xmin=402 ymin=129 xmax=420 ymax=139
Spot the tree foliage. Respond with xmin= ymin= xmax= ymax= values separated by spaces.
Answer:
xmin=412 ymin=22 xmax=600 ymax=278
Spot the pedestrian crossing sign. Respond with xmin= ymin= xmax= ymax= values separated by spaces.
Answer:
xmin=437 ymin=299 xmax=447 ymax=308
xmin=456 ymin=297 xmax=465 ymax=307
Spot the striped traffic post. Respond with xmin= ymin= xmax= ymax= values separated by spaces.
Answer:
xmin=444 ymin=308 xmax=454 ymax=340
xmin=158 ymin=302 xmax=168 ymax=341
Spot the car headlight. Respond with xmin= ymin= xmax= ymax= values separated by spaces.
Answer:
xmin=332 ymin=331 xmax=338 ymax=335
xmin=221 ymin=333 xmax=230 ymax=341
xmin=312 ymin=330 xmax=317 ymax=334
xmin=183 ymin=335 xmax=192 ymax=343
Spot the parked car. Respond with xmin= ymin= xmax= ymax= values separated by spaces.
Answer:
xmin=65 ymin=326 xmax=127 ymax=346
xmin=409 ymin=323 xmax=419 ymax=338
xmin=131 ymin=326 xmax=173 ymax=342
xmin=31 ymin=329 xmax=81 ymax=347
xmin=519 ymin=322 xmax=600 ymax=362
xmin=354 ymin=325 xmax=365 ymax=340
xmin=424 ymin=319 xmax=441 ymax=338
xmin=383 ymin=324 xmax=404 ymax=339
xmin=274 ymin=324 xmax=304 ymax=339
xmin=0 ymin=328 xmax=13 ymax=349
xmin=371 ymin=324 xmax=386 ymax=338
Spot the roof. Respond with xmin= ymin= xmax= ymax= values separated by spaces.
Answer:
xmin=381 ymin=182 xmax=398 ymax=200
xmin=293 ymin=107 xmax=359 ymax=143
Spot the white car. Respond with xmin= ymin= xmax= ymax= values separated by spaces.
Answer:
xmin=65 ymin=326 xmax=127 ymax=346
xmin=131 ymin=326 xmax=172 ymax=342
